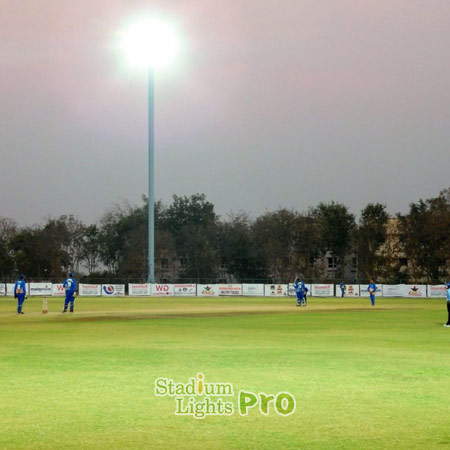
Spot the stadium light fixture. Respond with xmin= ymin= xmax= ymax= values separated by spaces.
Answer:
xmin=119 ymin=19 xmax=178 ymax=69
xmin=119 ymin=18 xmax=179 ymax=283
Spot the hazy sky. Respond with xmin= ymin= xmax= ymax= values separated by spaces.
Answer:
xmin=1 ymin=0 xmax=450 ymax=226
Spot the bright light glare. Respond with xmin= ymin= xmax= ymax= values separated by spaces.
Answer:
xmin=119 ymin=19 xmax=178 ymax=69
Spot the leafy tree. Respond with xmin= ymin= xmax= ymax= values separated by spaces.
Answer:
xmin=397 ymin=189 xmax=450 ymax=281
xmin=218 ymin=212 xmax=268 ymax=281
xmin=252 ymin=209 xmax=322 ymax=281
xmin=292 ymin=212 xmax=324 ymax=280
xmin=159 ymin=194 xmax=217 ymax=235
xmin=80 ymin=225 xmax=101 ymax=275
xmin=97 ymin=197 xmax=173 ymax=280
xmin=312 ymin=202 xmax=355 ymax=277
xmin=43 ymin=215 xmax=86 ymax=274
xmin=9 ymin=228 xmax=39 ymax=278
xmin=9 ymin=226 xmax=67 ymax=279
xmin=356 ymin=203 xmax=389 ymax=279
xmin=175 ymin=226 xmax=219 ymax=280
xmin=98 ymin=201 xmax=147 ymax=278
xmin=252 ymin=209 xmax=297 ymax=281
xmin=154 ymin=229 xmax=178 ymax=281
xmin=0 ymin=218 xmax=17 ymax=279
xmin=159 ymin=194 xmax=219 ymax=280
xmin=98 ymin=210 xmax=121 ymax=274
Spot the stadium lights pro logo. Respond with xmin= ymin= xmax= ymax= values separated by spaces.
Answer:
xmin=154 ymin=373 xmax=296 ymax=419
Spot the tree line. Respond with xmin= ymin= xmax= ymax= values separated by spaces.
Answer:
xmin=1 ymin=189 xmax=449 ymax=283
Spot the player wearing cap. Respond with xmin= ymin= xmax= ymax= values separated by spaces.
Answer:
xmin=62 ymin=273 xmax=77 ymax=313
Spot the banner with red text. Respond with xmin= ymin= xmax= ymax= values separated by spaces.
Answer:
xmin=29 ymin=282 xmax=52 ymax=296
xmin=427 ymin=285 xmax=447 ymax=298
xmin=219 ymin=284 xmax=242 ymax=296
xmin=102 ymin=284 xmax=125 ymax=296
xmin=79 ymin=284 xmax=101 ymax=296
xmin=151 ymin=284 xmax=175 ymax=296
xmin=311 ymin=284 xmax=334 ymax=297
xmin=128 ymin=284 xmax=151 ymax=296
xmin=52 ymin=284 xmax=65 ymax=296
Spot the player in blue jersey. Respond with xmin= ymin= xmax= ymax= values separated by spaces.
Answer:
xmin=367 ymin=280 xmax=376 ymax=306
xmin=339 ymin=282 xmax=346 ymax=298
xmin=62 ymin=273 xmax=77 ymax=313
xmin=14 ymin=275 xmax=27 ymax=314
xmin=444 ymin=282 xmax=450 ymax=327
xmin=294 ymin=278 xmax=309 ymax=307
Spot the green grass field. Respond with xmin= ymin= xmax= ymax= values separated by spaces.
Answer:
xmin=1 ymin=295 xmax=450 ymax=449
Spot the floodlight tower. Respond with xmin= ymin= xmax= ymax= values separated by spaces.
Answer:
xmin=119 ymin=19 xmax=178 ymax=283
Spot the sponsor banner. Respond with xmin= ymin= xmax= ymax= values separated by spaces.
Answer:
xmin=428 ymin=285 xmax=447 ymax=298
xmin=79 ymin=284 xmax=101 ymax=296
xmin=242 ymin=284 xmax=264 ymax=296
xmin=380 ymin=284 xmax=401 ymax=297
xmin=29 ymin=282 xmax=52 ymax=296
xmin=0 ymin=284 xmax=5 ymax=296
xmin=7 ymin=283 xmax=16 ymax=296
xmin=335 ymin=284 xmax=360 ymax=297
xmin=174 ymin=284 xmax=197 ymax=297
xmin=288 ymin=283 xmax=312 ymax=296
xmin=264 ymin=284 xmax=288 ymax=297
xmin=52 ymin=284 xmax=66 ymax=296
xmin=311 ymin=284 xmax=334 ymax=297
xmin=151 ymin=284 xmax=174 ymax=297
xmin=102 ymin=284 xmax=125 ymax=297
xmin=197 ymin=284 xmax=219 ymax=296
xmin=219 ymin=284 xmax=242 ymax=296
xmin=360 ymin=284 xmax=384 ymax=297
xmin=403 ymin=285 xmax=427 ymax=298
xmin=344 ymin=284 xmax=359 ymax=297
xmin=128 ymin=284 xmax=151 ymax=296
xmin=288 ymin=283 xmax=295 ymax=296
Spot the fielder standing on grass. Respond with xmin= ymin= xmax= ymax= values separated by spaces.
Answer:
xmin=14 ymin=274 xmax=26 ymax=314
xmin=444 ymin=282 xmax=450 ymax=328
xmin=62 ymin=272 xmax=77 ymax=313
xmin=339 ymin=281 xmax=346 ymax=298
xmin=368 ymin=280 xmax=376 ymax=306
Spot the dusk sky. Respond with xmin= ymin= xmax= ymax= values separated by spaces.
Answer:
xmin=1 ymin=1 xmax=450 ymax=226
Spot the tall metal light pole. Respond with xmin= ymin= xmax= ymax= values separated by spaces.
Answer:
xmin=148 ymin=67 xmax=155 ymax=282
xmin=119 ymin=18 xmax=178 ymax=283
